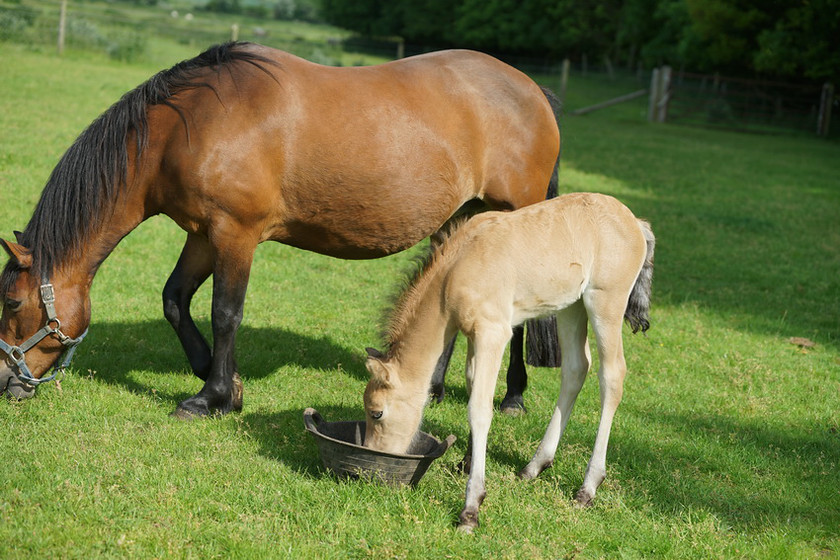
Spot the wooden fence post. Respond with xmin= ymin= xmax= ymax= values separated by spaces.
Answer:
xmin=657 ymin=66 xmax=672 ymax=123
xmin=647 ymin=68 xmax=660 ymax=122
xmin=818 ymin=83 xmax=834 ymax=137
xmin=559 ymin=58 xmax=570 ymax=102
xmin=57 ymin=0 xmax=67 ymax=55
xmin=231 ymin=23 xmax=239 ymax=41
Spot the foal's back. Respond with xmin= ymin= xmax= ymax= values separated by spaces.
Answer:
xmin=444 ymin=193 xmax=648 ymax=326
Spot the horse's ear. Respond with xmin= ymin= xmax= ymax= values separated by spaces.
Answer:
xmin=13 ymin=231 xmax=24 ymax=244
xmin=0 ymin=239 xmax=33 ymax=269
xmin=365 ymin=353 xmax=399 ymax=389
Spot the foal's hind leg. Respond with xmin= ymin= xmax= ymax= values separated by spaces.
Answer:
xmin=574 ymin=293 xmax=628 ymax=507
xmin=519 ymin=303 xmax=590 ymax=479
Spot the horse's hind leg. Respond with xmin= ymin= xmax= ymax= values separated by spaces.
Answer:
xmin=429 ymin=336 xmax=456 ymax=403
xmin=163 ymin=234 xmax=214 ymax=380
xmin=519 ymin=303 xmax=589 ymax=479
xmin=500 ymin=325 xmax=527 ymax=413
xmin=574 ymin=292 xmax=628 ymax=506
xmin=173 ymin=235 xmax=256 ymax=418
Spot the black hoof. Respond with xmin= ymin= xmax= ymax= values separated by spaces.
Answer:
xmin=500 ymin=395 xmax=526 ymax=415
xmin=430 ymin=385 xmax=445 ymax=404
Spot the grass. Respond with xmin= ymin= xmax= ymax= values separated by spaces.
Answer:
xmin=1 ymin=40 xmax=839 ymax=559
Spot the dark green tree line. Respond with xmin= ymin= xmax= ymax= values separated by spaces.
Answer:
xmin=319 ymin=0 xmax=839 ymax=84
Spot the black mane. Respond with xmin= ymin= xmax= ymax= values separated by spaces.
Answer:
xmin=4 ymin=42 xmax=277 ymax=286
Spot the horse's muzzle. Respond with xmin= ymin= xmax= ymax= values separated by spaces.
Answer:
xmin=0 ymin=366 xmax=36 ymax=399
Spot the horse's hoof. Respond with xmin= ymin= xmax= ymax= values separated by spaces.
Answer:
xmin=457 ymin=523 xmax=476 ymax=535
xmin=518 ymin=458 xmax=553 ymax=480
xmin=500 ymin=395 xmax=526 ymax=416
xmin=171 ymin=397 xmax=212 ymax=420
xmin=574 ymin=489 xmax=595 ymax=508
xmin=170 ymin=407 xmax=201 ymax=421
xmin=457 ymin=511 xmax=479 ymax=534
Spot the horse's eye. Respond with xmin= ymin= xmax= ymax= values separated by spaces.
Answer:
xmin=370 ymin=410 xmax=383 ymax=420
xmin=5 ymin=299 xmax=22 ymax=313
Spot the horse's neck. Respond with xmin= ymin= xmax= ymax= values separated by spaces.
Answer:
xmin=61 ymin=189 xmax=151 ymax=287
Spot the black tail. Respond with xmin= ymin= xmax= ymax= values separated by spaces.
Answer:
xmin=540 ymin=86 xmax=561 ymax=200
xmin=625 ymin=220 xmax=655 ymax=333
xmin=525 ymin=86 xmax=563 ymax=368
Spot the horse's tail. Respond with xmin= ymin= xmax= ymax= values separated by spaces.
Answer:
xmin=525 ymin=86 xmax=564 ymax=368
xmin=540 ymin=86 xmax=561 ymax=200
xmin=625 ymin=219 xmax=655 ymax=334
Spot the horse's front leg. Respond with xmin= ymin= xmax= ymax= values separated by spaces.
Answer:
xmin=172 ymin=241 xmax=254 ymax=418
xmin=458 ymin=327 xmax=509 ymax=533
xmin=163 ymin=233 xmax=214 ymax=380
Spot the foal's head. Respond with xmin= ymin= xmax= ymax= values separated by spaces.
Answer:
xmin=362 ymin=348 xmax=426 ymax=454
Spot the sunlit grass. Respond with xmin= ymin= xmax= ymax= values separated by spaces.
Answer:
xmin=1 ymin=42 xmax=839 ymax=559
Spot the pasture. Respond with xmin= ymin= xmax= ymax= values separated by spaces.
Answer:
xmin=1 ymin=42 xmax=839 ymax=558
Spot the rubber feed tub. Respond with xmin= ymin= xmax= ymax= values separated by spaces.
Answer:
xmin=303 ymin=408 xmax=456 ymax=486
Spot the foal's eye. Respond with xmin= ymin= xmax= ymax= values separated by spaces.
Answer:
xmin=370 ymin=410 xmax=383 ymax=420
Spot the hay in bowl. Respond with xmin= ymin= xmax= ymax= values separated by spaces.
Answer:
xmin=303 ymin=408 xmax=456 ymax=487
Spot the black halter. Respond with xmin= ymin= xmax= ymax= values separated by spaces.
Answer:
xmin=0 ymin=281 xmax=87 ymax=386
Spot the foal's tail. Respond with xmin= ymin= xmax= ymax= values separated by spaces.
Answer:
xmin=625 ymin=219 xmax=655 ymax=334
xmin=525 ymin=86 xmax=564 ymax=367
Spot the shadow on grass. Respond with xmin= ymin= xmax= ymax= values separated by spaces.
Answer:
xmin=562 ymin=118 xmax=840 ymax=348
xmin=73 ymin=319 xmax=369 ymax=404
xmin=607 ymin=410 xmax=840 ymax=533
xmin=242 ymin=404 xmax=462 ymax=483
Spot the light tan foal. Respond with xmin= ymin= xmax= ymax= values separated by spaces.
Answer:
xmin=363 ymin=192 xmax=655 ymax=532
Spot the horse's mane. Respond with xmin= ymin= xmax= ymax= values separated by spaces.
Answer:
xmin=381 ymin=217 xmax=473 ymax=355
xmin=5 ymin=42 xmax=277 ymax=284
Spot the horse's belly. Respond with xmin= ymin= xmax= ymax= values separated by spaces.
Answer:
xmin=269 ymin=205 xmax=446 ymax=259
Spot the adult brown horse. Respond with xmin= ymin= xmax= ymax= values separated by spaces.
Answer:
xmin=0 ymin=42 xmax=560 ymax=417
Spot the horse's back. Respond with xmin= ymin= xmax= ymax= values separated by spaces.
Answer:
xmin=145 ymin=44 xmax=559 ymax=259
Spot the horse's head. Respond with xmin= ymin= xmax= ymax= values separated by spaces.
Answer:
xmin=1 ymin=238 xmax=90 ymax=399
xmin=362 ymin=347 xmax=426 ymax=454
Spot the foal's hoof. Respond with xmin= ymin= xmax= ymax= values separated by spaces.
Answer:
xmin=518 ymin=459 xmax=552 ymax=480
xmin=500 ymin=395 xmax=526 ymax=416
xmin=429 ymin=385 xmax=445 ymax=405
xmin=574 ymin=488 xmax=596 ymax=508
xmin=457 ymin=511 xmax=479 ymax=534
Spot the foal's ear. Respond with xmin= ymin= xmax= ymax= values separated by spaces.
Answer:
xmin=364 ymin=353 xmax=399 ymax=389
xmin=0 ymin=239 xmax=33 ymax=269
xmin=365 ymin=347 xmax=385 ymax=359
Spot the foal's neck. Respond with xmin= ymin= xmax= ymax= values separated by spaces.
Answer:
xmin=389 ymin=271 xmax=457 ymax=391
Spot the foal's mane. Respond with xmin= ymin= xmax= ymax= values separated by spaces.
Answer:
xmin=381 ymin=218 xmax=472 ymax=355
xmin=3 ymin=42 xmax=277 ymax=287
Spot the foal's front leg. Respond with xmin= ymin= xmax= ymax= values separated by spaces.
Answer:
xmin=173 ymin=241 xmax=254 ymax=418
xmin=458 ymin=328 xmax=509 ymax=533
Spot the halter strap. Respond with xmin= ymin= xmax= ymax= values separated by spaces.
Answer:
xmin=0 ymin=281 xmax=88 ymax=386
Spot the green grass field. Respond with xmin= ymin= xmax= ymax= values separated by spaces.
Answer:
xmin=0 ymin=40 xmax=839 ymax=559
